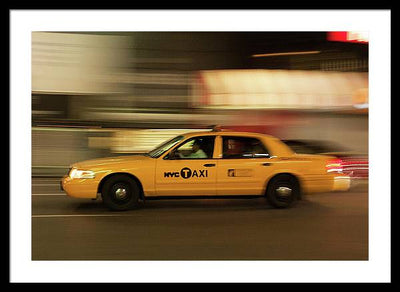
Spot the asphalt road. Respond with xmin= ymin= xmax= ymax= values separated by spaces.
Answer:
xmin=32 ymin=178 xmax=368 ymax=261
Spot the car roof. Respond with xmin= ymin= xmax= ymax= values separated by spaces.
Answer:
xmin=180 ymin=130 xmax=294 ymax=157
xmin=182 ymin=130 xmax=276 ymax=139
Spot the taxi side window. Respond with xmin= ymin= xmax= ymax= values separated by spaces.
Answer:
xmin=169 ymin=136 xmax=215 ymax=159
xmin=222 ymin=136 xmax=270 ymax=159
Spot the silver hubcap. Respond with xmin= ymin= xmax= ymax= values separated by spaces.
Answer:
xmin=276 ymin=186 xmax=292 ymax=197
xmin=115 ymin=188 xmax=127 ymax=200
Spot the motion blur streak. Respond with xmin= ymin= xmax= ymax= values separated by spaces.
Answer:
xmin=31 ymin=32 xmax=368 ymax=181
xmin=252 ymin=50 xmax=321 ymax=58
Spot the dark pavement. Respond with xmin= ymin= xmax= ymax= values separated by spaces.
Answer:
xmin=32 ymin=178 xmax=368 ymax=260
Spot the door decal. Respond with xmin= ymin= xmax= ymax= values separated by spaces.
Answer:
xmin=164 ymin=167 xmax=208 ymax=179
xmin=227 ymin=169 xmax=253 ymax=177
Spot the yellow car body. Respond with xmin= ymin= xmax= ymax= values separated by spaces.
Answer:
xmin=61 ymin=131 xmax=350 ymax=210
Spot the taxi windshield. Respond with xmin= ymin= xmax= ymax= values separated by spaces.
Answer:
xmin=147 ymin=135 xmax=184 ymax=158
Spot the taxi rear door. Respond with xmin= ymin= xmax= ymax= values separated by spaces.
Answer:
xmin=216 ymin=135 xmax=275 ymax=196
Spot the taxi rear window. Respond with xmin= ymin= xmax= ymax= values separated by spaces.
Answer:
xmin=222 ymin=136 xmax=270 ymax=159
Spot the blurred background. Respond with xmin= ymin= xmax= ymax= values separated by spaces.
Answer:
xmin=32 ymin=31 xmax=368 ymax=178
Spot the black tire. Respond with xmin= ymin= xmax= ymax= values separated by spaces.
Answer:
xmin=101 ymin=174 xmax=140 ymax=211
xmin=266 ymin=174 xmax=299 ymax=208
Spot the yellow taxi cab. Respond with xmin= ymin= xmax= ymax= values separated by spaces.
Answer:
xmin=61 ymin=130 xmax=350 ymax=210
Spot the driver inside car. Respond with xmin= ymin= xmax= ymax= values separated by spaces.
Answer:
xmin=179 ymin=140 xmax=208 ymax=159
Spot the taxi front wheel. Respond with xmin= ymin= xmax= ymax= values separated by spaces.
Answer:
xmin=101 ymin=174 xmax=140 ymax=211
xmin=266 ymin=174 xmax=299 ymax=208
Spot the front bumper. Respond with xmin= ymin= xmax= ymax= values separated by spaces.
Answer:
xmin=61 ymin=175 xmax=98 ymax=199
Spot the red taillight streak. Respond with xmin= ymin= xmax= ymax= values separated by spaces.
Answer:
xmin=326 ymin=158 xmax=343 ymax=172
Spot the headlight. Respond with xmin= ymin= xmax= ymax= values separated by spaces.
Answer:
xmin=69 ymin=168 xmax=95 ymax=179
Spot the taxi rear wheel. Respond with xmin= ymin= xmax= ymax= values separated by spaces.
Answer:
xmin=101 ymin=174 xmax=140 ymax=211
xmin=266 ymin=174 xmax=299 ymax=208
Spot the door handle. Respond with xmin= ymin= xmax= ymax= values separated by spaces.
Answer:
xmin=262 ymin=162 xmax=271 ymax=166
xmin=203 ymin=163 xmax=216 ymax=167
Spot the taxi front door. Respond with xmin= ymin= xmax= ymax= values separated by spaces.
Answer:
xmin=155 ymin=159 xmax=217 ymax=196
xmin=155 ymin=137 xmax=217 ymax=196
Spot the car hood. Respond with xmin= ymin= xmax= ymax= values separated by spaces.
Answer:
xmin=71 ymin=154 xmax=153 ymax=170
